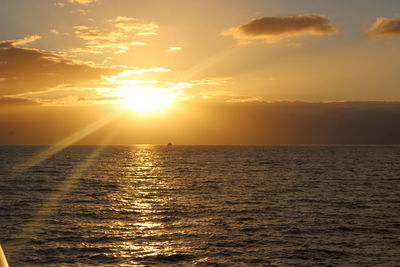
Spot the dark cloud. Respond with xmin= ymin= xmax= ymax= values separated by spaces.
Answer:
xmin=1 ymin=101 xmax=400 ymax=145
xmin=0 ymin=97 xmax=40 ymax=106
xmin=172 ymin=101 xmax=400 ymax=144
xmin=77 ymin=96 xmax=124 ymax=102
xmin=0 ymin=38 xmax=121 ymax=97
xmin=367 ymin=17 xmax=400 ymax=37
xmin=223 ymin=14 xmax=337 ymax=42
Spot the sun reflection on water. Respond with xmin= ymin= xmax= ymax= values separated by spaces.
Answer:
xmin=103 ymin=145 xmax=180 ymax=265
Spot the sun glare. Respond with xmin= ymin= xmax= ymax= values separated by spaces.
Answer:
xmin=121 ymin=86 xmax=173 ymax=112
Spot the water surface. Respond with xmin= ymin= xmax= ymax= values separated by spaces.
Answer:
xmin=0 ymin=145 xmax=399 ymax=266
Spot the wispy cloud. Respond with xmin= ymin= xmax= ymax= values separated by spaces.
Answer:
xmin=50 ymin=29 xmax=60 ymax=35
xmin=367 ymin=17 xmax=400 ymax=37
xmin=225 ymin=96 xmax=264 ymax=103
xmin=109 ymin=16 xmax=159 ymax=36
xmin=168 ymin=46 xmax=182 ymax=52
xmin=189 ymin=77 xmax=231 ymax=86
xmin=73 ymin=25 xmax=123 ymax=42
xmin=68 ymin=0 xmax=98 ymax=4
xmin=104 ymin=68 xmax=171 ymax=83
xmin=113 ymin=16 xmax=136 ymax=22
xmin=56 ymin=0 xmax=98 ymax=6
xmin=54 ymin=2 xmax=66 ymax=7
xmin=0 ymin=35 xmax=41 ymax=48
xmin=72 ymin=25 xmax=148 ymax=54
xmin=70 ymin=16 xmax=159 ymax=55
xmin=223 ymin=14 xmax=337 ymax=43
xmin=115 ymin=22 xmax=159 ymax=34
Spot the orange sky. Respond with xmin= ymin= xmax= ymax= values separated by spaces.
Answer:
xmin=1 ymin=0 xmax=400 ymax=144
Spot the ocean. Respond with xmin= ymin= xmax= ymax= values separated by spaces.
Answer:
xmin=0 ymin=145 xmax=399 ymax=266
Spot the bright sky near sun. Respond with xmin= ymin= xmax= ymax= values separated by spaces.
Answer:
xmin=1 ymin=0 xmax=400 ymax=145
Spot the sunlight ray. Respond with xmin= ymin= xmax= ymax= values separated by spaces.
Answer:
xmin=178 ymin=45 xmax=237 ymax=82
xmin=8 ymin=142 xmax=109 ymax=258
xmin=10 ymin=109 xmax=126 ymax=177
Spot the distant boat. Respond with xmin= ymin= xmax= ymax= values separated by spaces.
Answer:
xmin=167 ymin=142 xmax=172 ymax=146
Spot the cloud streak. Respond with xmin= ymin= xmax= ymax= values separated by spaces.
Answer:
xmin=0 ymin=35 xmax=41 ymax=48
xmin=367 ymin=17 xmax=400 ymax=37
xmin=109 ymin=16 xmax=159 ymax=36
xmin=68 ymin=0 xmax=98 ymax=4
xmin=223 ymin=14 xmax=337 ymax=42
xmin=0 ymin=97 xmax=40 ymax=106
xmin=115 ymin=22 xmax=159 ymax=33
xmin=72 ymin=25 xmax=137 ymax=54
xmin=70 ymin=17 xmax=158 ymax=54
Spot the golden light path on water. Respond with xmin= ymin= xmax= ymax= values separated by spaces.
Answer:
xmin=103 ymin=145 xmax=179 ymax=264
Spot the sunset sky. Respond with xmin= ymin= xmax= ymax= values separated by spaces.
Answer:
xmin=1 ymin=0 xmax=400 ymax=144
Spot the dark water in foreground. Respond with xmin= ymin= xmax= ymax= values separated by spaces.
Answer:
xmin=0 ymin=145 xmax=399 ymax=266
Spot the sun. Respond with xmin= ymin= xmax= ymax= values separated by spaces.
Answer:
xmin=121 ymin=86 xmax=173 ymax=112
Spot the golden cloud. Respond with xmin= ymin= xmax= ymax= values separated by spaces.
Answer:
xmin=115 ymin=22 xmax=159 ymax=33
xmin=367 ymin=17 xmax=400 ymax=37
xmin=113 ymin=16 xmax=136 ymax=22
xmin=168 ymin=46 xmax=182 ymax=52
xmin=107 ymin=16 xmax=159 ymax=36
xmin=70 ymin=16 xmax=158 ymax=55
xmin=0 ymin=38 xmax=121 ymax=97
xmin=223 ymin=14 xmax=337 ymax=42
xmin=68 ymin=0 xmax=98 ymax=4
xmin=72 ymin=25 xmax=148 ymax=54
xmin=0 ymin=35 xmax=41 ymax=48
xmin=73 ymin=26 xmax=123 ymax=42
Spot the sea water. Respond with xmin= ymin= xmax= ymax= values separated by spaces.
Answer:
xmin=0 ymin=145 xmax=399 ymax=266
